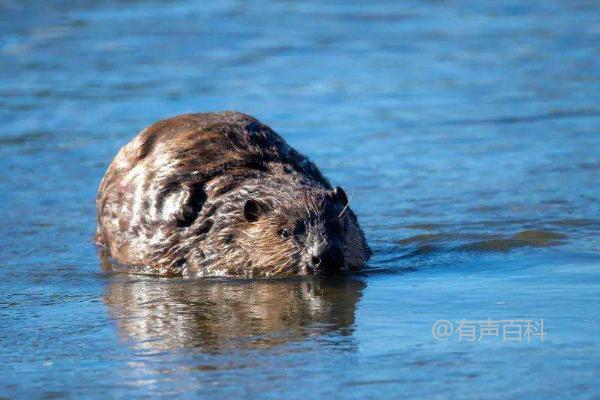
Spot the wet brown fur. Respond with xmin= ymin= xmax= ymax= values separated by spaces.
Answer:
xmin=96 ymin=111 xmax=371 ymax=278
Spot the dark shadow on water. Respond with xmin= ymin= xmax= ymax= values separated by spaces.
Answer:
xmin=456 ymin=230 xmax=566 ymax=252
xmin=394 ymin=229 xmax=566 ymax=254
xmin=365 ymin=229 xmax=569 ymax=273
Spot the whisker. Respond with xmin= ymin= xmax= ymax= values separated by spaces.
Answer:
xmin=338 ymin=193 xmax=353 ymax=219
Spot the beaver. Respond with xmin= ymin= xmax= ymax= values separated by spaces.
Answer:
xmin=96 ymin=111 xmax=371 ymax=278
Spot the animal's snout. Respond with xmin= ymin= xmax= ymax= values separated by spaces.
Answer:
xmin=309 ymin=245 xmax=344 ymax=273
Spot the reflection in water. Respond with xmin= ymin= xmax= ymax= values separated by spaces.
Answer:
xmin=103 ymin=258 xmax=365 ymax=352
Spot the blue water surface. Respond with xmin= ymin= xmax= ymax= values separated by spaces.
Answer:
xmin=1 ymin=1 xmax=599 ymax=398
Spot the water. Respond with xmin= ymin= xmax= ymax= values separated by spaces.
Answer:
xmin=1 ymin=0 xmax=599 ymax=398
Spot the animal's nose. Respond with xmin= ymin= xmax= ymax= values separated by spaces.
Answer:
xmin=311 ymin=256 xmax=321 ymax=267
xmin=310 ymin=246 xmax=344 ymax=273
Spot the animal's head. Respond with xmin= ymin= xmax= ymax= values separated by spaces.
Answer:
xmin=228 ymin=186 xmax=370 ymax=277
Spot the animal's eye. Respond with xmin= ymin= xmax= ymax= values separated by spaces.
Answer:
xmin=279 ymin=228 xmax=290 ymax=239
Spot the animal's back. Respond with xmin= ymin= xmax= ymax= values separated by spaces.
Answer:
xmin=96 ymin=111 xmax=334 ymax=275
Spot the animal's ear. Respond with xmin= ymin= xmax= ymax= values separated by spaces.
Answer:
xmin=243 ymin=199 xmax=269 ymax=222
xmin=333 ymin=186 xmax=348 ymax=206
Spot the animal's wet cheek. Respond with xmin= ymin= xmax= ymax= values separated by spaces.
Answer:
xmin=326 ymin=220 xmax=344 ymax=236
xmin=291 ymin=249 xmax=304 ymax=264
xmin=332 ymin=236 xmax=345 ymax=248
